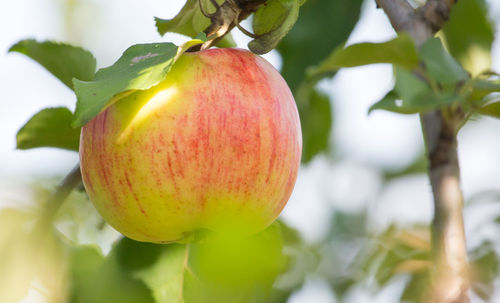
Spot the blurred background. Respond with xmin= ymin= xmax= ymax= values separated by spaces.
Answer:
xmin=2 ymin=0 xmax=500 ymax=302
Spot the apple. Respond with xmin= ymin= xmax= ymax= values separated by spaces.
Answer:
xmin=79 ymin=48 xmax=302 ymax=243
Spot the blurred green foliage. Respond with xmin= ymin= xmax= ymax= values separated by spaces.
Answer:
xmin=4 ymin=0 xmax=500 ymax=302
xmin=442 ymin=0 xmax=494 ymax=75
xmin=277 ymin=0 xmax=363 ymax=163
xmin=69 ymin=245 xmax=155 ymax=303
xmin=277 ymin=0 xmax=363 ymax=91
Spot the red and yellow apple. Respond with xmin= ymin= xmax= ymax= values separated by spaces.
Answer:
xmin=79 ymin=48 xmax=301 ymax=243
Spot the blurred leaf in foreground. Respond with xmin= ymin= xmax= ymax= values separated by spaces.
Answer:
xmin=117 ymin=223 xmax=291 ymax=303
xmin=188 ymin=224 xmax=287 ymax=302
xmin=296 ymin=84 xmax=332 ymax=162
xmin=0 ymin=208 xmax=69 ymax=303
xmin=442 ymin=0 xmax=495 ymax=75
xmin=69 ymin=244 xmax=154 ymax=303
xmin=278 ymin=0 xmax=363 ymax=90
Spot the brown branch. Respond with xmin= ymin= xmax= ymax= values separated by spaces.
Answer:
xmin=375 ymin=0 xmax=457 ymax=46
xmin=376 ymin=0 xmax=432 ymax=45
xmin=420 ymin=0 xmax=457 ymax=33
xmin=422 ymin=111 xmax=468 ymax=303
xmin=375 ymin=1 xmax=469 ymax=302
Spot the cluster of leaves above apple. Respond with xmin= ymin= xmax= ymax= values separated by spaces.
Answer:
xmin=6 ymin=0 xmax=500 ymax=302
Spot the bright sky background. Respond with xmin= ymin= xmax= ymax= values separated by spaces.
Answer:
xmin=2 ymin=0 xmax=500 ymax=302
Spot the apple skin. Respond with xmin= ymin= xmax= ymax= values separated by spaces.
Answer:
xmin=79 ymin=48 xmax=302 ymax=243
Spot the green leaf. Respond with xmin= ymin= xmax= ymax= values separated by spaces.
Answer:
xmin=470 ymin=78 xmax=500 ymax=94
xmin=393 ymin=67 xmax=429 ymax=102
xmin=115 ymin=238 xmax=165 ymax=274
xmin=69 ymin=245 xmax=154 ymax=303
xmin=9 ymin=39 xmax=96 ymax=90
xmin=369 ymin=91 xmax=401 ymax=114
xmin=478 ymin=102 xmax=500 ymax=118
xmin=370 ymin=66 xmax=429 ymax=115
xmin=419 ymin=37 xmax=469 ymax=85
xmin=54 ymin=189 xmax=119 ymax=253
xmin=155 ymin=0 xmax=235 ymax=48
xmin=156 ymin=0 xmax=212 ymax=37
xmin=212 ymin=34 xmax=237 ymax=49
xmin=194 ymin=32 xmax=208 ymax=42
xmin=465 ymin=77 xmax=500 ymax=104
xmin=370 ymin=66 xmax=467 ymax=115
xmin=277 ymin=0 xmax=363 ymax=90
xmin=16 ymin=107 xmax=80 ymax=151
xmin=270 ymin=223 xmax=314 ymax=301
xmin=469 ymin=241 xmax=499 ymax=301
xmin=356 ymin=225 xmax=431 ymax=302
xmin=366 ymin=226 xmax=430 ymax=288
xmin=134 ymin=244 xmax=189 ymax=303
xmin=296 ymin=85 xmax=332 ymax=162
xmin=249 ymin=0 xmax=301 ymax=55
xmin=327 ymin=211 xmax=368 ymax=241
xmin=319 ymin=211 xmax=368 ymax=297
xmin=400 ymin=273 xmax=429 ymax=302
xmin=442 ymin=0 xmax=495 ymax=75
xmin=369 ymin=90 xmax=464 ymax=115
xmin=72 ymin=42 xmax=177 ymax=127
xmin=309 ymin=35 xmax=419 ymax=79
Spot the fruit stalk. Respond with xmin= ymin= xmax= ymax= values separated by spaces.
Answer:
xmin=193 ymin=0 xmax=266 ymax=50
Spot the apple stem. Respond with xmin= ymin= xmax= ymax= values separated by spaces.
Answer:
xmin=188 ymin=0 xmax=266 ymax=52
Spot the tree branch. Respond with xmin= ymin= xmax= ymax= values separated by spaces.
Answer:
xmin=375 ymin=1 xmax=468 ymax=302
xmin=422 ymin=110 xmax=468 ymax=303
xmin=420 ymin=0 xmax=457 ymax=33
xmin=375 ymin=0 xmax=457 ymax=46
xmin=41 ymin=163 xmax=82 ymax=223
xmin=376 ymin=0 xmax=432 ymax=44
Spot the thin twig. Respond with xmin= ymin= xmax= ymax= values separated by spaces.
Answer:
xmin=41 ymin=163 xmax=82 ymax=223
xmin=199 ymin=0 xmax=214 ymax=18
xmin=234 ymin=17 xmax=258 ymax=38
xmin=209 ymin=0 xmax=220 ymax=9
